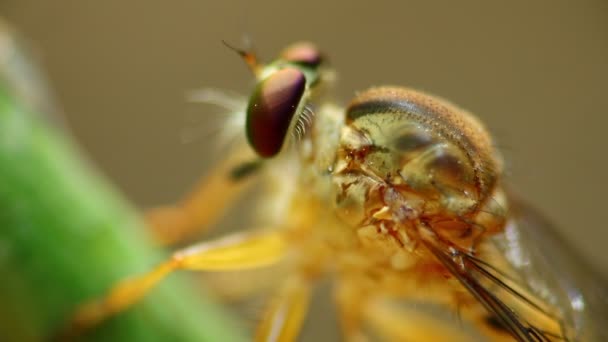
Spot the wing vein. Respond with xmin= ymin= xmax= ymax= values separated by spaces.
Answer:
xmin=423 ymin=240 xmax=545 ymax=342
xmin=465 ymin=254 xmax=561 ymax=323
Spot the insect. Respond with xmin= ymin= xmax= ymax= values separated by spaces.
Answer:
xmin=60 ymin=41 xmax=607 ymax=341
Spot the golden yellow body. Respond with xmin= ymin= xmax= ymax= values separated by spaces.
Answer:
xmin=60 ymin=42 xmax=605 ymax=342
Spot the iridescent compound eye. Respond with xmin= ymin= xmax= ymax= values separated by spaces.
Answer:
xmin=246 ymin=67 xmax=307 ymax=157
xmin=280 ymin=41 xmax=322 ymax=67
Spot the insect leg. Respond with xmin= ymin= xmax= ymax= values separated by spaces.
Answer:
xmin=59 ymin=230 xmax=287 ymax=339
xmin=146 ymin=145 xmax=257 ymax=245
xmin=334 ymin=279 xmax=369 ymax=342
xmin=363 ymin=299 xmax=475 ymax=342
xmin=254 ymin=276 xmax=312 ymax=342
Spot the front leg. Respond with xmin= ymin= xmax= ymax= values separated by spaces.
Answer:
xmin=57 ymin=229 xmax=287 ymax=340
xmin=146 ymin=144 xmax=257 ymax=245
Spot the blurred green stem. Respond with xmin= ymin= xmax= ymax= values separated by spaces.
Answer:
xmin=0 ymin=64 xmax=242 ymax=342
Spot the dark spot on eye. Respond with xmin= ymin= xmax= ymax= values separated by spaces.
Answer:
xmin=485 ymin=315 xmax=510 ymax=333
xmin=246 ymin=67 xmax=306 ymax=157
xmin=394 ymin=133 xmax=433 ymax=151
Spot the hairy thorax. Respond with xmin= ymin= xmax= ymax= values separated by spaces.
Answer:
xmin=293 ymin=87 xmax=507 ymax=284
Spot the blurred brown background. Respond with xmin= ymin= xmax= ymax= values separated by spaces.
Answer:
xmin=1 ymin=0 xmax=607 ymax=277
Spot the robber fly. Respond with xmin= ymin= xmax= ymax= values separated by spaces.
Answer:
xmin=60 ymin=42 xmax=608 ymax=341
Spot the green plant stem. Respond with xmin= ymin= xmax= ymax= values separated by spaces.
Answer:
xmin=0 ymin=83 xmax=243 ymax=341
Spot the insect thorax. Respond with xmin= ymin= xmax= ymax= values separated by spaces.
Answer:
xmin=330 ymin=87 xmax=507 ymax=252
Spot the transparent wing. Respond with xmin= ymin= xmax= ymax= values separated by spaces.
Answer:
xmin=491 ymin=198 xmax=608 ymax=341
xmin=422 ymin=197 xmax=608 ymax=341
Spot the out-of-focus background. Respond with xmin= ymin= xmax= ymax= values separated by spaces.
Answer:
xmin=1 ymin=0 xmax=607 ymax=280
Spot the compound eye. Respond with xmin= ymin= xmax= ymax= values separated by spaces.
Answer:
xmin=246 ymin=67 xmax=306 ymax=157
xmin=281 ymin=41 xmax=322 ymax=67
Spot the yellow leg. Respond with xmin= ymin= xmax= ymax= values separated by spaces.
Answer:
xmin=364 ymin=299 xmax=477 ymax=342
xmin=255 ymin=276 xmax=312 ymax=342
xmin=146 ymin=145 xmax=257 ymax=245
xmin=60 ymin=230 xmax=287 ymax=339
xmin=334 ymin=279 xmax=369 ymax=342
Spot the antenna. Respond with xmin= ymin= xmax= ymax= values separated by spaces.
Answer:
xmin=222 ymin=40 xmax=262 ymax=76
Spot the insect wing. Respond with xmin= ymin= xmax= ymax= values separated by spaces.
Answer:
xmin=491 ymin=200 xmax=608 ymax=341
